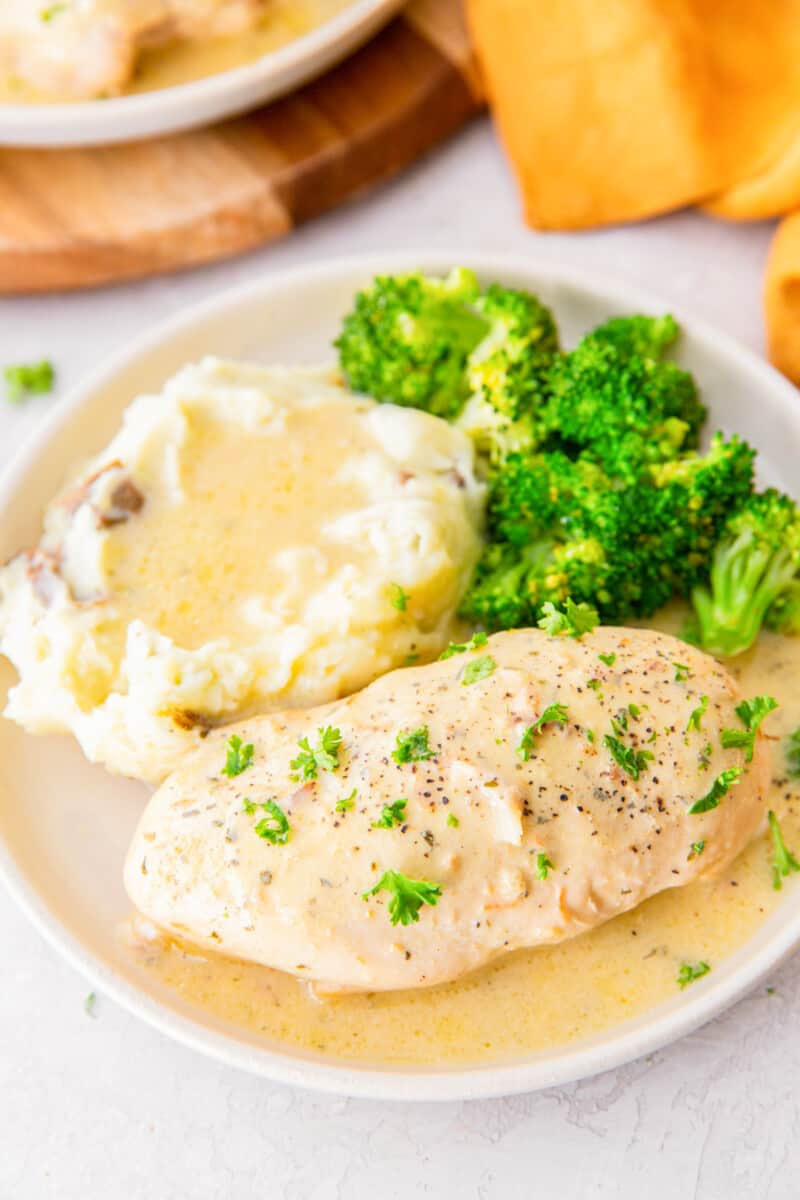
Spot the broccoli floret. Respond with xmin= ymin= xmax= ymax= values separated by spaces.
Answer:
xmin=544 ymin=329 xmax=706 ymax=480
xmin=463 ymin=434 xmax=756 ymax=631
xmin=456 ymin=285 xmax=559 ymax=469
xmin=335 ymin=268 xmax=487 ymax=417
xmin=646 ymin=434 xmax=757 ymax=591
xmin=692 ymin=489 xmax=800 ymax=656
xmin=588 ymin=313 xmax=679 ymax=360
xmin=459 ymin=534 xmax=614 ymax=631
xmin=486 ymin=451 xmax=608 ymax=546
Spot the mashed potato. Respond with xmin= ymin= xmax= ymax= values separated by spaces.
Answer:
xmin=0 ymin=358 xmax=484 ymax=783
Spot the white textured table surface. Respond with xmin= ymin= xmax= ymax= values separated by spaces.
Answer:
xmin=2 ymin=118 xmax=798 ymax=1200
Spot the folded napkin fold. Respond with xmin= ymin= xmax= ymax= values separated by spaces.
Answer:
xmin=467 ymin=0 xmax=800 ymax=381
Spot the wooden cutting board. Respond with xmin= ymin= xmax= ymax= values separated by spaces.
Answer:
xmin=0 ymin=0 xmax=483 ymax=294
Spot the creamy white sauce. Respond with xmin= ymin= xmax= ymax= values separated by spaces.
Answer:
xmin=128 ymin=607 xmax=800 ymax=1065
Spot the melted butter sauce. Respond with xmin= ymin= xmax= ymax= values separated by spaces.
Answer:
xmin=129 ymin=604 xmax=800 ymax=1066
xmin=0 ymin=1 xmax=352 ymax=105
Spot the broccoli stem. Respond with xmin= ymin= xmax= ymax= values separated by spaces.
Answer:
xmin=692 ymin=534 xmax=797 ymax=656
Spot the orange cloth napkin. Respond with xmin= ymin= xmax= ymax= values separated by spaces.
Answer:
xmin=466 ymin=0 xmax=800 ymax=382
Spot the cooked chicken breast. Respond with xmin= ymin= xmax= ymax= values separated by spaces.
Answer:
xmin=0 ymin=0 xmax=265 ymax=100
xmin=125 ymin=626 xmax=770 ymax=992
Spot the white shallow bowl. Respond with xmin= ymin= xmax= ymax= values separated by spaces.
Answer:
xmin=0 ymin=0 xmax=402 ymax=148
xmin=2 ymin=252 xmax=800 ymax=1101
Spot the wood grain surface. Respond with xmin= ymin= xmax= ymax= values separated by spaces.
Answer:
xmin=0 ymin=0 xmax=483 ymax=294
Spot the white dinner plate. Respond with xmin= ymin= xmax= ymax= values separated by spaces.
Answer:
xmin=1 ymin=252 xmax=799 ymax=1101
xmin=0 ymin=0 xmax=402 ymax=147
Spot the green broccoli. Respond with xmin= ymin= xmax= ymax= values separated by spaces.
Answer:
xmin=486 ymin=451 xmax=608 ymax=547
xmin=456 ymin=285 xmax=559 ymax=469
xmin=461 ymin=435 xmax=755 ymax=630
xmin=543 ymin=329 xmax=706 ymax=480
xmin=335 ymin=267 xmax=487 ymax=418
xmin=692 ymin=489 xmax=800 ymax=656
xmin=587 ymin=313 xmax=679 ymax=360
xmin=335 ymin=269 xmax=559 ymax=463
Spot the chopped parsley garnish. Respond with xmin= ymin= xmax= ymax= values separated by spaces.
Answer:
xmin=768 ymin=810 xmax=800 ymax=890
xmin=586 ymin=678 xmax=601 ymax=692
xmin=4 ymin=359 xmax=55 ymax=403
xmin=392 ymin=725 xmax=434 ymax=763
xmin=254 ymin=800 xmax=291 ymax=844
xmin=362 ymin=870 xmax=442 ymax=925
xmin=517 ymin=702 xmax=569 ymax=761
xmin=389 ymin=582 xmax=409 ymax=612
xmin=586 ymin=729 xmax=596 ymax=745
xmin=677 ymin=961 xmax=710 ymax=989
xmin=786 ymin=728 xmax=800 ymax=778
xmin=242 ymin=798 xmax=257 ymax=815
xmin=40 ymin=3 xmax=69 ymax=19
xmin=538 ymin=598 xmax=599 ymax=640
xmin=535 ymin=852 xmax=553 ymax=880
xmin=84 ymin=991 xmax=96 ymax=1017
xmin=611 ymin=709 xmax=628 ymax=735
xmin=689 ymin=839 xmax=706 ymax=859
xmin=685 ymin=695 xmax=708 ymax=734
xmin=446 ymin=813 xmax=459 ymax=828
xmin=603 ymin=734 xmax=654 ymax=781
xmin=335 ymin=788 xmax=357 ymax=813
xmin=721 ymin=695 xmax=778 ymax=763
xmin=597 ymin=651 xmax=616 ymax=667
xmin=688 ymin=766 xmax=742 ymax=815
xmin=461 ymin=655 xmax=496 ymax=686
xmin=222 ymin=734 xmax=254 ymax=778
xmin=372 ymin=798 xmax=407 ymax=829
xmin=673 ymin=661 xmax=691 ymax=683
xmin=290 ymin=726 xmax=343 ymax=780
xmin=439 ymin=631 xmax=488 ymax=660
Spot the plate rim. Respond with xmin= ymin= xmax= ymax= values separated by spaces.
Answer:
xmin=2 ymin=248 xmax=800 ymax=1101
xmin=0 ymin=0 xmax=403 ymax=147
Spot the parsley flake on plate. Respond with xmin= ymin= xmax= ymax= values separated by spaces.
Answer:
xmin=372 ymin=799 xmax=407 ymax=829
xmin=362 ymin=870 xmax=442 ymax=926
xmin=389 ymin=582 xmax=409 ymax=612
xmin=768 ymin=810 xmax=800 ymax=890
xmin=461 ymin=655 xmax=496 ymax=686
xmin=598 ymin=651 xmax=616 ymax=667
xmin=335 ymin=788 xmax=357 ymax=814
xmin=222 ymin=734 xmax=254 ymax=778
xmin=446 ymin=813 xmax=459 ymax=828
xmin=4 ymin=359 xmax=55 ymax=403
xmin=685 ymin=695 xmax=708 ymax=734
xmin=538 ymin=598 xmax=599 ymax=640
xmin=290 ymin=726 xmax=343 ymax=780
xmin=535 ymin=852 xmax=553 ymax=880
xmin=688 ymin=766 xmax=742 ymax=815
xmin=677 ymin=961 xmax=710 ymax=989
xmin=603 ymin=734 xmax=653 ymax=781
xmin=721 ymin=695 xmax=778 ymax=763
xmin=439 ymin=631 xmax=488 ymax=660
xmin=517 ymin=703 xmax=568 ymax=761
xmin=254 ymin=800 xmax=291 ymax=845
xmin=392 ymin=726 xmax=434 ymax=764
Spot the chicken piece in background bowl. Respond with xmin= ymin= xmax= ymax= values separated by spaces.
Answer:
xmin=0 ymin=0 xmax=266 ymax=101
